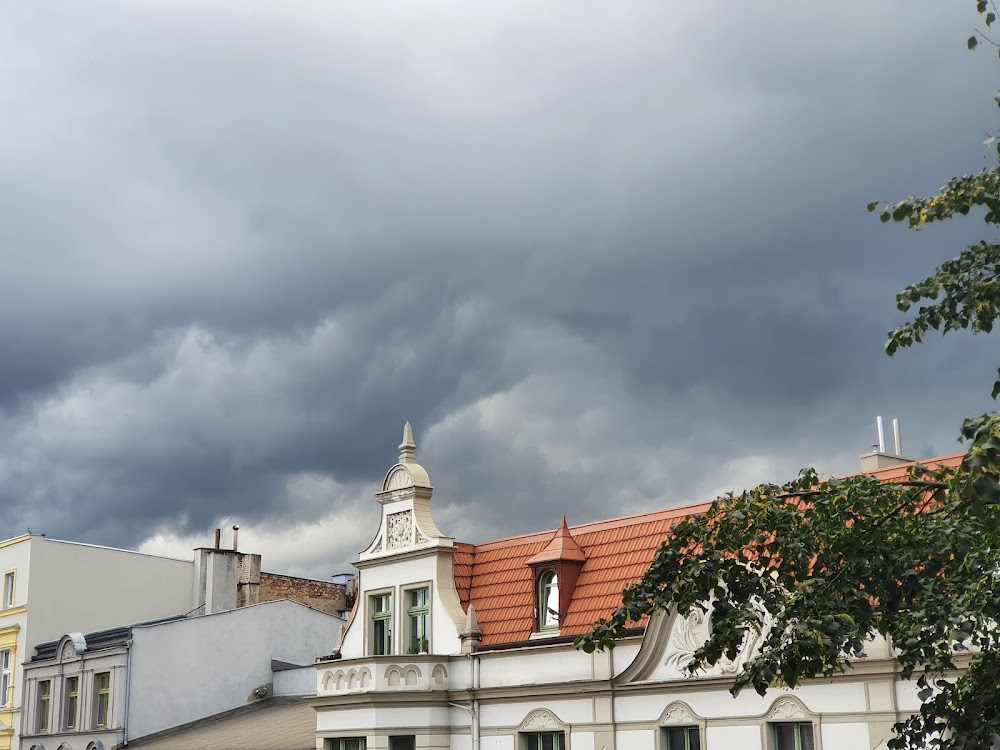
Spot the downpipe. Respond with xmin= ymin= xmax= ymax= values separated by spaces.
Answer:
xmin=448 ymin=653 xmax=480 ymax=750
xmin=123 ymin=638 xmax=133 ymax=746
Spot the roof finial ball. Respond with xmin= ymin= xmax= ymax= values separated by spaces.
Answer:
xmin=398 ymin=421 xmax=417 ymax=464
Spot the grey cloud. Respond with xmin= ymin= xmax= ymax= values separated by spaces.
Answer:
xmin=0 ymin=0 xmax=996 ymax=575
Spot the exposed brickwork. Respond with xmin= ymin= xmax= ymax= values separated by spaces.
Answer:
xmin=259 ymin=572 xmax=347 ymax=615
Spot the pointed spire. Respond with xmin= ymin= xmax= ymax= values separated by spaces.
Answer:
xmin=460 ymin=603 xmax=483 ymax=653
xmin=398 ymin=421 xmax=416 ymax=463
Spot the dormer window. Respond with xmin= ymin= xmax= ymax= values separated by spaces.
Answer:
xmin=538 ymin=570 xmax=559 ymax=630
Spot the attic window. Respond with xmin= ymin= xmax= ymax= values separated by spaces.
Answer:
xmin=538 ymin=570 xmax=559 ymax=629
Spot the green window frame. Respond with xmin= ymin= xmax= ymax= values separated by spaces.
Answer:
xmin=64 ymin=675 xmax=79 ymax=730
xmin=522 ymin=731 xmax=565 ymax=750
xmin=772 ymin=722 xmax=815 ymax=750
xmin=406 ymin=588 xmax=430 ymax=654
xmin=327 ymin=738 xmax=366 ymax=750
xmin=94 ymin=671 xmax=111 ymax=728
xmin=370 ymin=593 xmax=393 ymax=655
xmin=663 ymin=726 xmax=701 ymax=750
xmin=36 ymin=679 xmax=51 ymax=733
xmin=538 ymin=570 xmax=559 ymax=629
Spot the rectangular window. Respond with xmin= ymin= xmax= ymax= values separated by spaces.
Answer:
xmin=36 ymin=680 xmax=51 ymax=733
xmin=64 ymin=676 xmax=79 ymax=730
xmin=326 ymin=739 xmax=366 ymax=750
xmin=94 ymin=671 xmax=111 ymax=728
xmin=390 ymin=737 xmax=416 ymax=750
xmin=0 ymin=650 xmax=10 ymax=709
xmin=370 ymin=593 xmax=392 ymax=655
xmin=522 ymin=732 xmax=565 ymax=750
xmin=406 ymin=588 xmax=430 ymax=654
xmin=2 ymin=572 xmax=14 ymax=609
xmin=663 ymin=726 xmax=701 ymax=750
xmin=772 ymin=722 xmax=815 ymax=750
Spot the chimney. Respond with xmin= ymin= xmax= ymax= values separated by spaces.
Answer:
xmin=214 ymin=528 xmax=221 ymax=550
xmin=859 ymin=416 xmax=914 ymax=471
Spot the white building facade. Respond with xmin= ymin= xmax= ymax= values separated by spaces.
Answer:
xmin=311 ymin=425 xmax=962 ymax=750
xmin=0 ymin=535 xmax=194 ymax=750
xmin=20 ymin=599 xmax=345 ymax=750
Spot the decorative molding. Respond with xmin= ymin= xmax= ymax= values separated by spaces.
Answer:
xmin=519 ymin=708 xmax=565 ymax=732
xmin=663 ymin=599 xmax=770 ymax=677
xmin=658 ymin=702 xmax=697 ymax=726
xmin=614 ymin=608 xmax=670 ymax=684
xmin=387 ymin=510 xmax=413 ymax=550
xmin=769 ymin=698 xmax=807 ymax=720
xmin=664 ymin=607 xmax=708 ymax=675
xmin=385 ymin=467 xmax=413 ymax=492
xmin=415 ymin=526 xmax=429 ymax=545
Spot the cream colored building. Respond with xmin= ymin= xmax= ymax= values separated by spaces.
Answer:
xmin=310 ymin=425 xmax=964 ymax=750
xmin=0 ymin=535 xmax=193 ymax=750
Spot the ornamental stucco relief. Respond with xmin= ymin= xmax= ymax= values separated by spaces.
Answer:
xmin=387 ymin=510 xmax=413 ymax=550
xmin=663 ymin=600 xmax=770 ymax=677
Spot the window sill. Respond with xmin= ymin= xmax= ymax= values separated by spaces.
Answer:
xmin=529 ymin=629 xmax=561 ymax=640
xmin=0 ymin=606 xmax=26 ymax=618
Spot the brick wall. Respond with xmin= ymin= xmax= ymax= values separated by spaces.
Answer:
xmin=259 ymin=572 xmax=348 ymax=615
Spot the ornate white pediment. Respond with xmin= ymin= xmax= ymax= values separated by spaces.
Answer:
xmin=519 ymin=708 xmax=565 ymax=732
xmin=659 ymin=702 xmax=698 ymax=726
xmin=769 ymin=698 xmax=807 ymax=720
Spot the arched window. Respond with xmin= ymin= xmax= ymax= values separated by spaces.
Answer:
xmin=538 ymin=570 xmax=559 ymax=629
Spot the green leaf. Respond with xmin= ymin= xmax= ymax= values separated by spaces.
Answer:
xmin=988 ymin=12 xmax=996 ymax=26
xmin=969 ymin=35 xmax=979 ymax=50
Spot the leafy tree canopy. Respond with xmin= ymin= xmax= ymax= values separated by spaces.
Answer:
xmin=577 ymin=4 xmax=1000 ymax=748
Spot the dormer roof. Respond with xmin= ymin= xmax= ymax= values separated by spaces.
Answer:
xmin=525 ymin=517 xmax=586 ymax=566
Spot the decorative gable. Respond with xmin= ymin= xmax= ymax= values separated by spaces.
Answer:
xmin=360 ymin=423 xmax=451 ymax=561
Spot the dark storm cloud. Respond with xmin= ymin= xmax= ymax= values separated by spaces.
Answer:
xmin=0 ymin=0 xmax=997 ymax=574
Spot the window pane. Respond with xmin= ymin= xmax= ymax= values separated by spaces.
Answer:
xmin=3 ymin=573 xmax=13 ymax=608
xmin=798 ymin=724 xmax=815 ymax=750
xmin=538 ymin=572 xmax=560 ymax=628
xmin=774 ymin=725 xmax=796 ymax=750
xmin=390 ymin=737 xmax=416 ymax=750
xmin=688 ymin=727 xmax=701 ymax=750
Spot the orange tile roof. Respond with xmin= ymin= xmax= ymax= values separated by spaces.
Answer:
xmin=454 ymin=452 xmax=967 ymax=646
xmin=458 ymin=502 xmax=711 ymax=645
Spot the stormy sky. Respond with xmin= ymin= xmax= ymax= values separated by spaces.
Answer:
xmin=1 ymin=1 xmax=997 ymax=578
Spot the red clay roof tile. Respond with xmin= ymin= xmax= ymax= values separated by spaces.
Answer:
xmin=453 ymin=452 xmax=966 ymax=646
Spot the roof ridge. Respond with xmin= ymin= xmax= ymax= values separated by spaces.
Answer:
xmin=463 ymin=500 xmax=713 ymax=552
xmin=458 ymin=451 xmax=966 ymax=552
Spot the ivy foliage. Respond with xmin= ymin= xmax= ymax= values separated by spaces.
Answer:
xmin=577 ymin=3 xmax=1000 ymax=748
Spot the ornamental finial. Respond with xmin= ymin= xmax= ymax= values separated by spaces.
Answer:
xmin=399 ymin=421 xmax=416 ymax=463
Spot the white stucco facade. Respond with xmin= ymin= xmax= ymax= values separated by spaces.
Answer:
xmin=20 ymin=599 xmax=344 ymax=750
xmin=0 ymin=535 xmax=194 ymax=750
